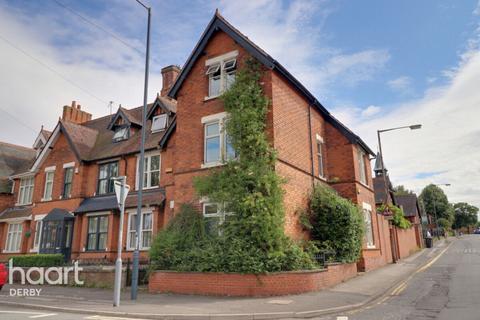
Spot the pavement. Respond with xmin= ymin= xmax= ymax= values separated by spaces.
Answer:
xmin=0 ymin=237 xmax=452 ymax=320
xmin=315 ymin=234 xmax=479 ymax=320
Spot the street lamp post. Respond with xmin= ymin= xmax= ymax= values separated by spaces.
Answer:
xmin=431 ymin=183 xmax=451 ymax=239
xmin=377 ymin=124 xmax=422 ymax=203
xmin=112 ymin=176 xmax=130 ymax=307
xmin=132 ymin=0 xmax=151 ymax=301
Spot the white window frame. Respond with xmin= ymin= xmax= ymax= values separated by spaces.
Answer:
xmin=126 ymin=210 xmax=154 ymax=251
xmin=151 ymin=114 xmax=168 ymax=132
xmin=4 ymin=222 xmax=23 ymax=253
xmin=205 ymin=50 xmax=238 ymax=99
xmin=316 ymin=134 xmax=325 ymax=179
xmin=42 ymin=169 xmax=55 ymax=201
xmin=358 ymin=149 xmax=367 ymax=185
xmin=17 ymin=176 xmax=34 ymax=205
xmin=202 ymin=201 xmax=232 ymax=236
xmin=31 ymin=214 xmax=46 ymax=252
xmin=201 ymin=112 xmax=235 ymax=168
xmin=136 ymin=152 xmax=161 ymax=190
xmin=362 ymin=202 xmax=375 ymax=248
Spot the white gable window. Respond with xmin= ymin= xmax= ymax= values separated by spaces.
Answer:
xmin=113 ymin=127 xmax=129 ymax=142
xmin=151 ymin=114 xmax=168 ymax=132
xmin=201 ymin=112 xmax=236 ymax=167
xmin=5 ymin=222 xmax=23 ymax=253
xmin=205 ymin=51 xmax=238 ymax=98
xmin=17 ymin=176 xmax=34 ymax=205
xmin=42 ymin=169 xmax=55 ymax=201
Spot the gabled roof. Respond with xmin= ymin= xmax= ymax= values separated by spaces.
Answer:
xmin=0 ymin=142 xmax=36 ymax=192
xmin=107 ymin=107 xmax=141 ymax=130
xmin=395 ymin=194 xmax=421 ymax=218
xmin=28 ymin=101 xmax=177 ymax=170
xmin=146 ymin=95 xmax=177 ymax=120
xmin=167 ymin=11 xmax=374 ymax=156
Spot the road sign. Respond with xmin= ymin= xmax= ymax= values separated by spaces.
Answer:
xmin=114 ymin=181 xmax=130 ymax=205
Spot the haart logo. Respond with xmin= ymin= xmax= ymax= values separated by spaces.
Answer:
xmin=8 ymin=259 xmax=84 ymax=286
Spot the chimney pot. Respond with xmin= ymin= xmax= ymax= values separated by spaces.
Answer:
xmin=62 ymin=101 xmax=92 ymax=124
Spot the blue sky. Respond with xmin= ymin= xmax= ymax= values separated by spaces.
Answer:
xmin=0 ymin=0 xmax=479 ymax=207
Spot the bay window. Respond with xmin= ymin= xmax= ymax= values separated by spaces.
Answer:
xmin=86 ymin=215 xmax=108 ymax=251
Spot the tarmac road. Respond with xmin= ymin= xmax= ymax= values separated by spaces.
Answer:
xmin=320 ymin=235 xmax=480 ymax=320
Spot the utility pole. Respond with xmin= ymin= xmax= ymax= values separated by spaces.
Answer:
xmin=113 ymin=176 xmax=129 ymax=307
xmin=132 ymin=0 xmax=151 ymax=301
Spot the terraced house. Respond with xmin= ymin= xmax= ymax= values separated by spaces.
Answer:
xmin=0 ymin=12 xmax=392 ymax=271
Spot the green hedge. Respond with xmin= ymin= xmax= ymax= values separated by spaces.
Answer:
xmin=11 ymin=254 xmax=64 ymax=267
xmin=302 ymin=184 xmax=364 ymax=263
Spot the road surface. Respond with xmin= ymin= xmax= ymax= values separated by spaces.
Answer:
xmin=322 ymin=235 xmax=480 ymax=320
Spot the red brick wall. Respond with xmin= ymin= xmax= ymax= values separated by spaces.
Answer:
xmin=0 ymin=193 xmax=13 ymax=213
xmin=395 ymin=227 xmax=419 ymax=259
xmin=149 ymin=262 xmax=357 ymax=297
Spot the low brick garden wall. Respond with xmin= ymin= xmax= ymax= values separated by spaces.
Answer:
xmin=148 ymin=262 xmax=357 ymax=297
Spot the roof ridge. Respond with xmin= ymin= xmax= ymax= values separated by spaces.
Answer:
xmin=0 ymin=141 xmax=35 ymax=151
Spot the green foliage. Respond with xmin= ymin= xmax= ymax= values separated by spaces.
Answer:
xmin=152 ymin=61 xmax=317 ymax=273
xmin=452 ymin=202 xmax=479 ymax=230
xmin=11 ymin=254 xmax=64 ymax=267
xmin=393 ymin=185 xmax=415 ymax=196
xmin=420 ymin=184 xmax=454 ymax=223
xmin=378 ymin=204 xmax=411 ymax=229
xmin=303 ymin=184 xmax=364 ymax=263
xmin=437 ymin=217 xmax=451 ymax=230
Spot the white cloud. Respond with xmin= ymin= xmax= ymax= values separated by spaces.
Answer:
xmin=474 ymin=0 xmax=480 ymax=15
xmin=361 ymin=105 xmax=381 ymax=118
xmin=332 ymin=48 xmax=480 ymax=208
xmin=219 ymin=0 xmax=389 ymax=92
xmin=387 ymin=76 xmax=413 ymax=94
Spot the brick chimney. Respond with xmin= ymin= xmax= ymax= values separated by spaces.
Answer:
xmin=161 ymin=65 xmax=181 ymax=96
xmin=62 ymin=101 xmax=92 ymax=124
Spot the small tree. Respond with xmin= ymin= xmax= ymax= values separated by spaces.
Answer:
xmin=304 ymin=184 xmax=364 ymax=263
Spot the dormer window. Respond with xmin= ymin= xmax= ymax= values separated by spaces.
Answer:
xmin=113 ymin=126 xmax=129 ymax=142
xmin=151 ymin=114 xmax=167 ymax=132
xmin=205 ymin=51 xmax=238 ymax=99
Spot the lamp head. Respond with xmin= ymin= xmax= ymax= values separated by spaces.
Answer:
xmin=409 ymin=124 xmax=422 ymax=130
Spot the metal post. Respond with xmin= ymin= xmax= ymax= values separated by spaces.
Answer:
xmin=113 ymin=176 xmax=126 ymax=307
xmin=132 ymin=1 xmax=151 ymax=301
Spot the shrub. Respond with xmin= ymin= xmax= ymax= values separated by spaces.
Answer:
xmin=11 ymin=254 xmax=64 ymax=267
xmin=378 ymin=204 xmax=411 ymax=229
xmin=303 ymin=184 xmax=364 ymax=263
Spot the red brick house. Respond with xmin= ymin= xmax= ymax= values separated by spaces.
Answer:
xmin=163 ymin=12 xmax=389 ymax=271
xmin=0 ymin=12 xmax=391 ymax=272
xmin=0 ymin=91 xmax=176 ymax=262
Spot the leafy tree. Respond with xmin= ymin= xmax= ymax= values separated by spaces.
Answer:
xmin=303 ymin=184 xmax=364 ymax=263
xmin=452 ymin=202 xmax=479 ymax=230
xmin=419 ymin=184 xmax=454 ymax=223
xmin=437 ymin=217 xmax=451 ymax=230
xmin=393 ymin=185 xmax=415 ymax=196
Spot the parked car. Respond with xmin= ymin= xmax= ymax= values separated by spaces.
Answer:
xmin=0 ymin=263 xmax=6 ymax=290
xmin=473 ymin=229 xmax=480 ymax=234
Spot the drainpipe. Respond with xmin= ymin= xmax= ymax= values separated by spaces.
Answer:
xmin=307 ymin=103 xmax=315 ymax=187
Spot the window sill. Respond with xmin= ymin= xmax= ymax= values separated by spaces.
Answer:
xmin=365 ymin=246 xmax=377 ymax=250
xmin=30 ymin=248 xmax=39 ymax=253
xmin=15 ymin=202 xmax=32 ymax=206
xmin=126 ymin=248 xmax=150 ymax=252
xmin=3 ymin=250 xmax=21 ymax=254
xmin=204 ymin=95 xmax=221 ymax=102
xmin=201 ymin=162 xmax=225 ymax=169
xmin=41 ymin=198 xmax=52 ymax=202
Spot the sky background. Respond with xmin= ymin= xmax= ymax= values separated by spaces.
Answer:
xmin=0 ymin=0 xmax=479 ymax=207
